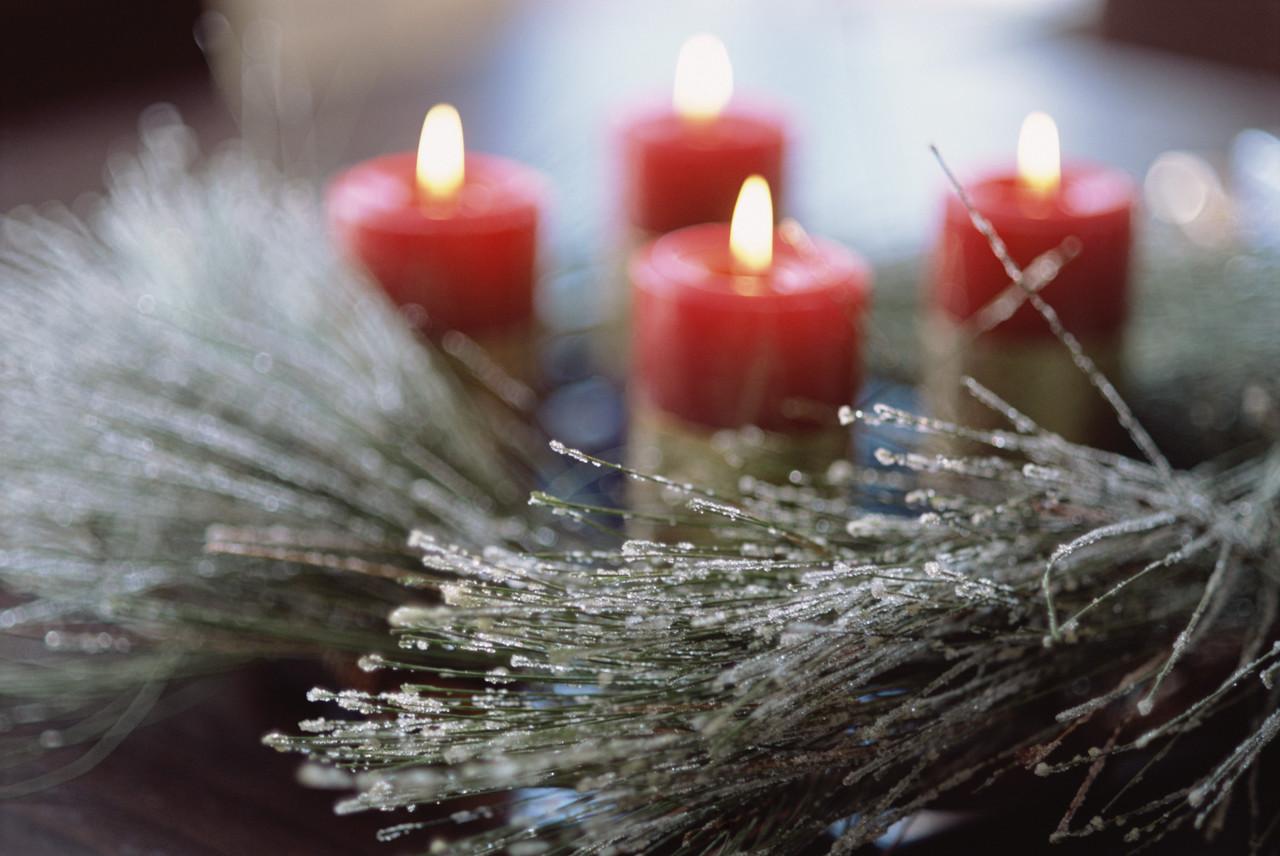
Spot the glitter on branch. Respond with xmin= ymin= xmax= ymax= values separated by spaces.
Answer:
xmin=0 ymin=110 xmax=547 ymax=793
xmin=264 ymin=151 xmax=1280 ymax=854
xmin=2 ymin=113 xmax=1279 ymax=851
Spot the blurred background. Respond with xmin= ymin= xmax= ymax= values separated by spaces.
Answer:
xmin=4 ymin=0 xmax=1278 ymax=253
xmin=6 ymin=0 xmax=1277 ymax=449
xmin=1 ymin=1 xmax=1278 ymax=853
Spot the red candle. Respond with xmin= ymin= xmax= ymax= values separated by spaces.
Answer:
xmin=328 ymin=104 xmax=546 ymax=336
xmin=617 ymin=35 xmax=788 ymax=234
xmin=932 ymin=112 xmax=1135 ymax=338
xmin=632 ymin=177 xmax=871 ymax=433
xmin=924 ymin=112 xmax=1136 ymax=446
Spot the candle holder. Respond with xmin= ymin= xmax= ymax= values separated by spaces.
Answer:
xmin=923 ymin=139 xmax=1136 ymax=448
xmin=626 ymin=399 xmax=849 ymax=539
xmin=592 ymin=225 xmax=657 ymax=378
xmin=434 ymin=321 xmax=543 ymax=396
xmin=920 ymin=309 xmax=1127 ymax=448
xmin=625 ymin=182 xmax=870 ymax=537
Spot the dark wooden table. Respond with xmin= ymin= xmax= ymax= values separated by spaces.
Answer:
xmin=1 ymin=663 xmax=395 ymax=855
xmin=1 ymin=657 xmax=1246 ymax=855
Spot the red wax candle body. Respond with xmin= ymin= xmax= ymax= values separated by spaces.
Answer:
xmin=632 ymin=225 xmax=871 ymax=432
xmin=328 ymin=152 xmax=545 ymax=336
xmin=617 ymin=104 xmax=788 ymax=234
xmin=932 ymin=164 xmax=1135 ymax=338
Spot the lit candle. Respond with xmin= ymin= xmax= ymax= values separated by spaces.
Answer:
xmin=629 ymin=176 xmax=871 ymax=494
xmin=328 ymin=104 xmax=547 ymax=343
xmin=616 ymin=35 xmax=789 ymax=235
xmin=925 ymin=112 xmax=1136 ymax=444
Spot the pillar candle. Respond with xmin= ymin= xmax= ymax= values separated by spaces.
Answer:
xmin=925 ymin=112 xmax=1136 ymax=444
xmin=616 ymin=35 xmax=789 ymax=235
xmin=600 ymin=36 xmax=791 ymax=377
xmin=328 ymin=105 xmax=547 ymax=343
xmin=629 ymin=176 xmax=871 ymax=501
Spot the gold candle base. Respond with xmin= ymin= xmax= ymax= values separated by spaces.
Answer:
xmin=438 ymin=323 xmax=541 ymax=405
xmin=590 ymin=226 xmax=660 ymax=378
xmin=626 ymin=401 xmax=849 ymax=540
xmin=920 ymin=312 xmax=1125 ymax=449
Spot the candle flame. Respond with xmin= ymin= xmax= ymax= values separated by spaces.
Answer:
xmin=1017 ymin=111 xmax=1061 ymax=195
xmin=672 ymin=34 xmax=733 ymax=122
xmin=729 ymin=175 xmax=773 ymax=274
xmin=417 ymin=104 xmax=465 ymax=201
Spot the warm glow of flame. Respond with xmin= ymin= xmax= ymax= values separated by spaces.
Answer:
xmin=672 ymin=34 xmax=733 ymax=122
xmin=729 ymin=175 xmax=773 ymax=274
xmin=417 ymin=104 xmax=465 ymax=201
xmin=1017 ymin=111 xmax=1061 ymax=195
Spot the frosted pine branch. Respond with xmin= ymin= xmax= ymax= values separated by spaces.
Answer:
xmin=266 ymin=153 xmax=1280 ymax=853
xmin=0 ymin=112 xmax=544 ymax=789
xmin=271 ymin=408 xmax=1279 ymax=852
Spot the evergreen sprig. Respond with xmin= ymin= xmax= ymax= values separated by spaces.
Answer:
xmin=269 ymin=393 xmax=1279 ymax=852
xmin=2 ymin=113 xmax=1279 ymax=851
xmin=266 ymin=152 xmax=1280 ymax=853
xmin=0 ymin=111 xmax=539 ymax=794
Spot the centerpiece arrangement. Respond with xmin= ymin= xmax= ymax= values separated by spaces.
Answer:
xmin=2 ymin=33 xmax=1280 ymax=855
